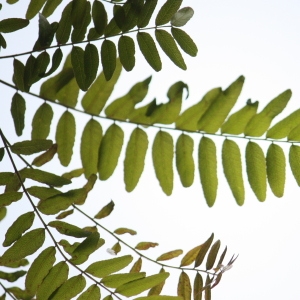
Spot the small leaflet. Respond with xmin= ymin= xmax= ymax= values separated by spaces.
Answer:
xmin=194 ymin=233 xmax=214 ymax=268
xmin=32 ymin=143 xmax=57 ymax=167
xmin=171 ymin=7 xmax=194 ymax=27
xmin=156 ymin=249 xmax=183 ymax=261
xmin=135 ymin=242 xmax=159 ymax=250
xmin=94 ymin=200 xmax=115 ymax=219
xmin=177 ymin=271 xmax=191 ymax=300
xmin=114 ymin=228 xmax=137 ymax=235
xmin=10 ymin=93 xmax=26 ymax=136
xmin=130 ymin=257 xmax=142 ymax=273
xmin=77 ymin=284 xmax=100 ymax=300
xmin=206 ymin=240 xmax=221 ymax=270
xmin=155 ymin=0 xmax=182 ymax=26
xmin=56 ymin=209 xmax=74 ymax=220
xmin=48 ymin=220 xmax=91 ymax=238
xmin=180 ymin=245 xmax=201 ymax=267
xmin=101 ymin=272 xmax=146 ymax=289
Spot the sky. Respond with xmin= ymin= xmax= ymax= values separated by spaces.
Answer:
xmin=1 ymin=1 xmax=300 ymax=299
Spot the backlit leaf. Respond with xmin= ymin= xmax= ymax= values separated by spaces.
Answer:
xmin=114 ymin=228 xmax=137 ymax=235
xmin=0 ymin=270 xmax=26 ymax=282
xmin=0 ymin=192 xmax=22 ymax=207
xmin=112 ymin=242 xmax=121 ymax=255
xmin=62 ymin=168 xmax=84 ymax=180
xmin=10 ymin=93 xmax=25 ymax=136
xmin=43 ymin=48 xmax=63 ymax=77
xmin=177 ymin=271 xmax=191 ymax=300
xmin=42 ymin=0 xmax=63 ymax=17
xmin=101 ymin=39 xmax=117 ymax=81
xmin=171 ymin=28 xmax=197 ymax=57
xmin=56 ymin=209 xmax=74 ymax=220
xmin=157 ymin=250 xmax=183 ymax=261
xmin=0 ymin=207 xmax=6 ymax=221
xmin=171 ymin=7 xmax=194 ymax=27
xmin=56 ymin=2 xmax=72 ymax=44
xmin=10 ymin=139 xmax=52 ymax=155
xmin=135 ymin=242 xmax=159 ymax=250
xmin=48 ymin=220 xmax=91 ymax=238
xmin=77 ymin=284 xmax=100 ymax=300
xmin=0 ymin=18 xmax=29 ymax=32
xmin=155 ymin=0 xmax=182 ymax=26
xmin=148 ymin=268 xmax=166 ymax=296
xmin=180 ymin=245 xmax=201 ymax=267
xmin=26 ymin=0 xmax=47 ymax=19
xmin=119 ymin=35 xmax=135 ymax=71
xmin=38 ymin=13 xmax=54 ymax=47
xmin=288 ymin=124 xmax=300 ymax=141
xmin=13 ymin=59 xmax=25 ymax=91
xmin=289 ymin=145 xmax=300 ymax=186
xmin=194 ymin=233 xmax=214 ymax=268
xmin=92 ymin=0 xmax=107 ymax=36
xmin=27 ymin=186 xmax=61 ymax=200
xmin=194 ymin=273 xmax=203 ymax=300
xmin=84 ymin=43 xmax=99 ymax=88
xmin=206 ymin=240 xmax=220 ymax=270
xmin=130 ymin=257 xmax=142 ymax=273
xmin=137 ymin=0 xmax=158 ymax=28
xmin=32 ymin=143 xmax=57 ymax=166
xmin=101 ymin=272 xmax=146 ymax=288
xmin=94 ymin=200 xmax=115 ymax=219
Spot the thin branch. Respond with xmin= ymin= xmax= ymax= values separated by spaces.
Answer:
xmin=0 ymin=281 xmax=17 ymax=300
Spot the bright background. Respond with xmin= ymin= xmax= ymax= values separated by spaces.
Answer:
xmin=1 ymin=1 xmax=300 ymax=299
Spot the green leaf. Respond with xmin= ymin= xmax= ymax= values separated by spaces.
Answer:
xmin=137 ymin=32 xmax=162 ymax=71
xmin=198 ymin=76 xmax=245 ymax=133
xmin=10 ymin=139 xmax=52 ymax=155
xmin=198 ymin=137 xmax=218 ymax=207
xmin=155 ymin=0 xmax=182 ymax=26
xmin=43 ymin=48 xmax=63 ymax=77
xmin=245 ymin=141 xmax=267 ymax=201
xmin=0 ymin=18 xmax=29 ymax=32
xmin=101 ymin=39 xmax=117 ymax=81
xmin=98 ymin=124 xmax=124 ymax=180
xmin=152 ymin=131 xmax=174 ymax=195
xmin=135 ymin=242 xmax=159 ymax=250
xmin=266 ymin=144 xmax=285 ymax=197
xmin=157 ymin=249 xmax=183 ymax=261
xmin=85 ymin=255 xmax=133 ymax=278
xmin=0 ymin=229 xmax=45 ymax=265
xmin=27 ymin=186 xmax=61 ymax=200
xmin=288 ymin=124 xmax=300 ymax=141
xmin=101 ymin=272 xmax=146 ymax=288
xmin=31 ymin=103 xmax=53 ymax=139
xmin=56 ymin=209 xmax=74 ymax=220
xmin=10 ymin=93 xmax=26 ymax=136
xmin=36 ymin=261 xmax=69 ymax=300
xmin=84 ymin=43 xmax=99 ymax=88
xmin=137 ymin=0 xmax=158 ymax=28
xmin=25 ymin=247 xmax=56 ymax=295
xmin=118 ymin=35 xmax=135 ymax=71
xmin=92 ymin=0 xmax=107 ymax=36
xmin=71 ymin=46 xmax=86 ymax=90
xmin=206 ymin=240 xmax=220 ymax=270
xmin=204 ymin=276 xmax=211 ymax=300
xmin=13 ymin=59 xmax=25 ymax=91
xmin=0 ymin=192 xmax=23 ymax=207
xmin=94 ymin=200 xmax=115 ymax=219
xmin=289 ymin=145 xmax=300 ymax=186
xmin=77 ymin=284 xmax=100 ymax=300
xmin=114 ymin=5 xmax=126 ymax=30
xmin=3 ymin=212 xmax=35 ymax=247
xmin=193 ymin=273 xmax=203 ymax=300
xmin=221 ymin=100 xmax=259 ymax=134
xmin=155 ymin=29 xmax=186 ymax=70
xmin=177 ymin=271 xmax=191 ymax=300
xmin=171 ymin=27 xmax=197 ymax=57
xmin=194 ymin=233 xmax=214 ymax=268
xmin=62 ymin=168 xmax=84 ymax=180
xmin=148 ymin=268 xmax=166 ymax=296
xmin=38 ymin=13 xmax=54 ymax=47
xmin=56 ymin=2 xmax=72 ymax=44
xmin=0 ymin=148 xmax=4 ymax=162
xmin=26 ymin=0 xmax=47 ymax=19
xmin=176 ymin=133 xmax=194 ymax=187
xmin=56 ymin=111 xmax=76 ymax=166
xmin=32 ymin=51 xmax=51 ymax=81
xmin=42 ymin=0 xmax=63 ymax=17
xmin=0 ymin=207 xmax=7 ymax=222
xmin=130 ymin=257 xmax=142 ymax=273
xmin=0 ymin=270 xmax=26 ymax=282
xmin=222 ymin=139 xmax=244 ymax=205
xmin=180 ymin=245 xmax=201 ymax=267
xmin=116 ymin=272 xmax=170 ymax=297
xmin=114 ymin=228 xmax=137 ymax=235
xmin=124 ymin=128 xmax=148 ymax=192
xmin=245 ymin=89 xmax=292 ymax=137
xmin=23 ymin=55 xmax=36 ymax=91
xmin=48 ymin=220 xmax=91 ymax=238
xmin=0 ymin=33 xmax=6 ymax=49
xmin=32 ymin=143 xmax=57 ymax=167
xmin=171 ymin=7 xmax=194 ymax=27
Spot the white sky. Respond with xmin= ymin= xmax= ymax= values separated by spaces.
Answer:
xmin=1 ymin=1 xmax=300 ymax=299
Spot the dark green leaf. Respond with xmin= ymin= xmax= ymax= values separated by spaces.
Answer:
xmin=23 ymin=55 xmax=36 ymax=91
xmin=13 ymin=59 xmax=25 ymax=91
xmin=101 ymin=39 xmax=117 ymax=81
xmin=171 ymin=28 xmax=197 ymax=57
xmin=194 ymin=233 xmax=214 ymax=268
xmin=137 ymin=0 xmax=158 ymax=28
xmin=42 ymin=0 xmax=63 ymax=17
xmin=114 ymin=5 xmax=126 ymax=30
xmin=38 ymin=14 xmax=54 ymax=47
xmin=27 ymin=186 xmax=61 ymax=200
xmin=0 ymin=33 xmax=7 ymax=49
xmin=0 ymin=18 xmax=29 ymax=32
xmin=155 ymin=0 xmax=182 ymax=26
xmin=10 ymin=93 xmax=26 ymax=136
xmin=71 ymin=46 xmax=86 ymax=90
xmin=71 ymin=1 xmax=91 ymax=42
xmin=0 ymin=192 xmax=22 ymax=207
xmin=118 ymin=35 xmax=135 ymax=71
xmin=31 ymin=103 xmax=53 ymax=139
xmin=10 ymin=139 xmax=52 ymax=155
xmin=84 ymin=43 xmax=99 ymax=88
xmin=26 ymin=0 xmax=47 ymax=19
xmin=56 ymin=2 xmax=72 ymax=44
xmin=92 ymin=0 xmax=107 ymax=36
xmin=43 ymin=48 xmax=63 ymax=77
xmin=0 ymin=207 xmax=6 ymax=222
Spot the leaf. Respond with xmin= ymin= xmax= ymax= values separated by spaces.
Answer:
xmin=92 ymin=0 xmax=107 ymax=36
xmin=48 ymin=220 xmax=91 ymax=238
xmin=56 ymin=2 xmax=72 ymax=44
xmin=0 ymin=229 xmax=45 ymax=265
xmin=266 ymin=144 xmax=285 ymax=197
xmin=171 ymin=28 xmax=197 ymax=57
xmin=77 ymin=284 xmax=100 ymax=300
xmin=114 ymin=228 xmax=137 ymax=235
xmin=101 ymin=39 xmax=117 ymax=81
xmin=222 ymin=139 xmax=245 ymax=205
xmin=0 ymin=207 xmax=6 ymax=222
xmin=13 ymin=59 xmax=25 ymax=91
xmin=157 ymin=250 xmax=183 ymax=261
xmin=289 ymin=145 xmax=300 ymax=186
xmin=171 ymin=7 xmax=194 ymax=27
xmin=118 ymin=35 xmax=135 ymax=71
xmin=101 ymin=272 xmax=146 ymax=288
xmin=31 ymin=103 xmax=53 ymax=140
xmin=98 ymin=124 xmax=124 ymax=180
xmin=245 ymin=142 xmax=267 ymax=201
xmin=84 ymin=43 xmax=99 ymax=88
xmin=1 ymin=259 xmax=28 ymax=268
xmin=43 ymin=48 xmax=63 ymax=77
xmin=10 ymin=93 xmax=26 ymax=136
xmin=245 ymin=89 xmax=292 ymax=137
xmin=130 ymin=257 xmax=142 ymax=273
xmin=155 ymin=29 xmax=186 ymax=70
xmin=198 ymin=76 xmax=245 ymax=133
xmin=0 ymin=18 xmax=29 ymax=32
xmin=56 ymin=209 xmax=74 ymax=220
xmin=3 ymin=212 xmax=35 ymax=247
xmin=83 ymin=174 xmax=97 ymax=192
xmin=288 ymin=124 xmax=300 ymax=141
xmin=56 ymin=111 xmax=76 ymax=166
xmin=116 ymin=272 xmax=170 ymax=297
xmin=27 ymin=186 xmax=61 ymax=200
xmin=42 ymin=0 xmax=63 ymax=17
xmin=0 ymin=192 xmax=23 ymax=207
xmin=38 ymin=13 xmax=54 ymax=47
xmin=155 ymin=0 xmax=182 ymax=26
xmin=148 ymin=268 xmax=166 ymax=296
xmin=36 ymin=261 xmax=69 ymax=300
xmin=94 ymin=200 xmax=115 ymax=219
xmin=25 ymin=246 xmax=56 ymax=295
xmin=124 ymin=128 xmax=148 ymax=192
xmin=10 ymin=139 xmax=52 ymax=155
xmin=85 ymin=255 xmax=133 ymax=278
xmin=137 ymin=32 xmax=162 ymax=71
xmin=111 ymin=242 xmax=121 ymax=255
xmin=32 ymin=143 xmax=57 ymax=167
xmin=206 ymin=240 xmax=221 ymax=270
xmin=176 ymin=134 xmax=194 ymax=188
xmin=0 ymin=148 xmax=4 ymax=162
xmin=71 ymin=46 xmax=86 ymax=90
xmin=62 ymin=168 xmax=84 ymax=180
xmin=194 ymin=233 xmax=214 ymax=268
xmin=177 ymin=271 xmax=191 ymax=300
xmin=204 ymin=276 xmax=212 ymax=300
xmin=135 ymin=242 xmax=159 ymax=250
xmin=180 ymin=245 xmax=201 ymax=267
xmin=0 ymin=33 xmax=6 ymax=49
xmin=137 ymin=0 xmax=158 ymax=28
xmin=194 ymin=273 xmax=203 ymax=300
xmin=0 ymin=270 xmax=26 ymax=282
xmin=198 ymin=137 xmax=218 ymax=207
xmin=26 ymin=0 xmax=47 ymax=19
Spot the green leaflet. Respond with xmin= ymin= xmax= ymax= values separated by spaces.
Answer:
xmin=155 ymin=0 xmax=182 ymax=26
xmin=245 ymin=142 xmax=267 ymax=201
xmin=13 ymin=59 xmax=25 ymax=91
xmin=0 ymin=172 xmax=14 ymax=186
xmin=198 ymin=76 xmax=245 ymax=133
xmin=130 ymin=257 xmax=142 ymax=273
xmin=38 ymin=14 xmax=54 ymax=48
xmin=152 ymin=131 xmax=174 ymax=196
xmin=155 ymin=29 xmax=186 ymax=70
xmin=56 ymin=111 xmax=76 ymax=166
xmin=10 ymin=93 xmax=26 ymax=136
xmin=23 ymin=55 xmax=36 ymax=91
xmin=92 ymin=0 xmax=107 ymax=36
xmin=290 ymin=145 xmax=300 ymax=186
xmin=84 ymin=43 xmax=99 ymax=88
xmin=193 ymin=273 xmax=203 ymax=300
xmin=137 ymin=32 xmax=162 ymax=71
xmin=27 ymin=186 xmax=61 ymax=200
xmin=148 ymin=268 xmax=166 ymax=296
xmin=180 ymin=245 xmax=201 ymax=267
xmin=26 ymin=0 xmax=47 ymax=19
xmin=0 ymin=228 xmax=45 ymax=265
xmin=124 ymin=128 xmax=148 ymax=192
xmin=36 ymin=261 xmax=69 ymax=300
xmin=177 ymin=271 xmax=191 ymax=300
xmin=157 ymin=250 xmax=183 ymax=261
xmin=267 ymin=108 xmax=300 ymax=139
xmin=206 ymin=240 xmax=220 ymax=270
xmin=114 ymin=228 xmax=137 ymax=235
xmin=176 ymin=134 xmax=194 ymax=187
xmin=56 ymin=209 xmax=74 ymax=220
xmin=71 ymin=46 xmax=86 ymax=90
xmin=204 ymin=276 xmax=212 ymax=300
xmin=0 ymin=270 xmax=26 ymax=282
xmin=106 ymin=76 xmax=151 ymax=119
xmin=222 ymin=139 xmax=245 ymax=205
xmin=116 ymin=272 xmax=170 ymax=297
xmin=118 ymin=35 xmax=135 ymax=71
xmin=98 ymin=124 xmax=124 ymax=180
xmin=171 ymin=7 xmax=194 ymax=27
xmin=94 ymin=200 xmax=115 ymax=219
xmin=62 ymin=168 xmax=84 ymax=180
xmin=38 ymin=188 xmax=87 ymax=215
xmin=221 ymin=100 xmax=259 ymax=134
xmin=0 ymin=18 xmax=29 ymax=32
xmin=0 ymin=207 xmax=6 ymax=222
xmin=176 ymin=88 xmax=222 ymax=131
xmin=80 ymin=119 xmax=102 ymax=178
xmin=245 ymin=89 xmax=292 ymax=137
xmin=171 ymin=27 xmax=197 ymax=57
xmin=266 ymin=144 xmax=285 ymax=197
xmin=56 ymin=2 xmax=72 ymax=44
xmin=43 ymin=48 xmax=63 ymax=77
xmin=4 ymin=174 xmax=23 ymax=193
xmin=3 ymin=211 xmax=35 ymax=247
xmin=0 ymin=148 xmax=4 ymax=161
xmin=194 ymin=233 xmax=214 ymax=268
xmin=85 ymin=255 xmax=133 ymax=278
xmin=25 ymin=247 xmax=56 ymax=295
xmin=81 ymin=58 xmax=122 ymax=114
xmin=135 ymin=242 xmax=159 ymax=250
xmin=32 ymin=143 xmax=58 ymax=167
xmin=101 ymin=39 xmax=117 ymax=81
xmin=198 ymin=137 xmax=218 ymax=207
xmin=77 ymin=284 xmax=100 ymax=300
xmin=10 ymin=139 xmax=52 ymax=155
xmin=42 ymin=0 xmax=63 ymax=17
xmin=288 ymin=124 xmax=300 ymax=141
xmin=137 ymin=0 xmax=158 ymax=28
xmin=0 ymin=192 xmax=22 ymax=207
xmin=50 ymin=274 xmax=86 ymax=300
xmin=48 ymin=220 xmax=91 ymax=238
xmin=0 ymin=33 xmax=6 ymax=50
xmin=101 ymin=272 xmax=146 ymax=288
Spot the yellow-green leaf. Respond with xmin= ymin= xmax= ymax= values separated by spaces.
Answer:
xmin=10 ymin=93 xmax=26 ymax=136
xmin=180 ymin=245 xmax=201 ymax=267
xmin=77 ymin=284 xmax=100 ymax=300
xmin=289 ymin=145 xmax=300 ymax=186
xmin=0 ymin=192 xmax=23 ymax=207
xmin=157 ymin=250 xmax=183 ymax=261
xmin=10 ymin=139 xmax=52 ymax=155
xmin=0 ymin=207 xmax=6 ymax=222
xmin=32 ymin=143 xmax=57 ymax=167
xmin=56 ymin=209 xmax=74 ymax=220
xmin=101 ymin=272 xmax=146 ymax=288
xmin=130 ymin=257 xmax=142 ymax=273
xmin=135 ymin=242 xmax=159 ymax=250
xmin=0 ymin=270 xmax=26 ymax=282
xmin=177 ymin=271 xmax=191 ymax=300
xmin=114 ymin=228 xmax=137 ymax=235
xmin=148 ymin=268 xmax=166 ymax=296
xmin=194 ymin=273 xmax=203 ymax=300
xmin=27 ymin=186 xmax=61 ymax=200
xmin=206 ymin=240 xmax=220 ymax=270
xmin=155 ymin=0 xmax=182 ymax=26
xmin=194 ymin=233 xmax=214 ymax=268
xmin=94 ymin=200 xmax=115 ymax=219
xmin=48 ymin=220 xmax=91 ymax=238
xmin=246 ymin=142 xmax=267 ymax=201
xmin=31 ymin=103 xmax=53 ymax=139
xmin=62 ymin=168 xmax=84 ymax=180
